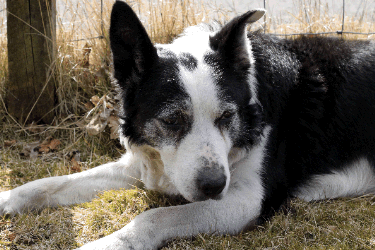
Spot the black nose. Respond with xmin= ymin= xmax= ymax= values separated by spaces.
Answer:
xmin=197 ymin=167 xmax=227 ymax=199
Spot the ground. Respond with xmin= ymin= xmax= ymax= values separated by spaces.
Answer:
xmin=0 ymin=128 xmax=375 ymax=250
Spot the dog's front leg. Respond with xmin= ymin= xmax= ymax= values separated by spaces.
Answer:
xmin=0 ymin=152 xmax=142 ymax=215
xmin=78 ymin=165 xmax=263 ymax=250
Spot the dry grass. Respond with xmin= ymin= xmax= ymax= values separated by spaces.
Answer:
xmin=268 ymin=0 xmax=375 ymax=39
xmin=0 ymin=0 xmax=375 ymax=249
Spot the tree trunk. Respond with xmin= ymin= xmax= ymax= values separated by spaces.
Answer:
xmin=6 ymin=0 xmax=56 ymax=124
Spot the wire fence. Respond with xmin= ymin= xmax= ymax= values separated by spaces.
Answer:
xmin=1 ymin=0 xmax=374 ymax=42
xmin=263 ymin=0 xmax=375 ymax=37
xmin=58 ymin=0 xmax=105 ymax=42
xmin=74 ymin=0 xmax=375 ymax=41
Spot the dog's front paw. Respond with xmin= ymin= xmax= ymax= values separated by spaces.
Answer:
xmin=0 ymin=190 xmax=21 ymax=215
xmin=0 ymin=190 xmax=13 ymax=215
xmin=77 ymin=219 xmax=157 ymax=250
xmin=77 ymin=236 xmax=139 ymax=250
xmin=0 ymin=185 xmax=48 ymax=215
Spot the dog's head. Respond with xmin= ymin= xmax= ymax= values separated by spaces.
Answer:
xmin=110 ymin=1 xmax=265 ymax=202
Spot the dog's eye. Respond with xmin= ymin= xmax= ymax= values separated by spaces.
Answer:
xmin=216 ymin=111 xmax=234 ymax=127
xmin=160 ymin=116 xmax=184 ymax=130
xmin=162 ymin=117 xmax=180 ymax=126
xmin=221 ymin=111 xmax=233 ymax=120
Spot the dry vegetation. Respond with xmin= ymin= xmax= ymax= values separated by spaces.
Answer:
xmin=0 ymin=0 xmax=375 ymax=249
xmin=266 ymin=0 xmax=375 ymax=38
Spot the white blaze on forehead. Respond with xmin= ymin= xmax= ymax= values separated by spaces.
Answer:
xmin=157 ymin=23 xmax=216 ymax=60
xmin=179 ymin=64 xmax=221 ymax=125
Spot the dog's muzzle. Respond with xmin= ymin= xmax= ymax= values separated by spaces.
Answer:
xmin=196 ymin=158 xmax=227 ymax=199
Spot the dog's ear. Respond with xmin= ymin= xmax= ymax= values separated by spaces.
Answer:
xmin=110 ymin=1 xmax=158 ymax=89
xmin=209 ymin=9 xmax=265 ymax=71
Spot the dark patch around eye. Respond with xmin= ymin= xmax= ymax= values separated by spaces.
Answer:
xmin=120 ymin=55 xmax=190 ymax=146
xmin=159 ymin=112 xmax=192 ymax=143
xmin=179 ymin=53 xmax=198 ymax=71
xmin=215 ymin=111 xmax=234 ymax=129
xmin=203 ymin=51 xmax=264 ymax=148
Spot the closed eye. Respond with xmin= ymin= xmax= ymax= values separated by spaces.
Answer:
xmin=215 ymin=110 xmax=234 ymax=128
xmin=161 ymin=117 xmax=180 ymax=126
xmin=159 ymin=115 xmax=185 ymax=131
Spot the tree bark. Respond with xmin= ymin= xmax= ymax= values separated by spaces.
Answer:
xmin=6 ymin=0 xmax=56 ymax=124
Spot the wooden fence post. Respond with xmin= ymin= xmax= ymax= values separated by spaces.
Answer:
xmin=6 ymin=0 xmax=56 ymax=124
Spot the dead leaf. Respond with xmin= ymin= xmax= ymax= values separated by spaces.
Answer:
xmin=48 ymin=139 xmax=61 ymax=152
xmin=19 ymin=137 xmax=61 ymax=159
xmin=37 ymin=145 xmax=49 ymax=154
xmin=86 ymin=95 xmax=119 ymax=139
xmin=81 ymin=43 xmax=92 ymax=68
xmin=84 ymin=101 xmax=95 ymax=111
xmin=38 ymin=137 xmax=61 ymax=154
xmin=86 ymin=113 xmax=106 ymax=136
xmin=66 ymin=150 xmax=81 ymax=172
xmin=26 ymin=122 xmax=45 ymax=133
xmin=4 ymin=140 xmax=16 ymax=147
xmin=100 ymin=103 xmax=113 ymax=121
xmin=38 ymin=136 xmax=53 ymax=153
xmin=87 ymin=98 xmax=114 ymax=135
xmin=40 ymin=136 xmax=53 ymax=145
xmin=90 ymin=96 xmax=101 ymax=106
xmin=7 ymin=232 xmax=17 ymax=241
xmin=70 ymin=158 xmax=82 ymax=172
xmin=20 ymin=142 xmax=40 ymax=159
xmin=106 ymin=101 xmax=114 ymax=110
xmin=108 ymin=115 xmax=120 ymax=139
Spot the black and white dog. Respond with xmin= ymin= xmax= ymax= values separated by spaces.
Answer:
xmin=1 ymin=1 xmax=375 ymax=249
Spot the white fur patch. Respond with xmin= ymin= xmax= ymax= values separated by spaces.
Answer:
xmin=248 ymin=64 xmax=259 ymax=105
xmin=179 ymin=65 xmax=221 ymax=123
xmin=296 ymin=158 xmax=375 ymax=201
xmin=156 ymin=24 xmax=215 ymax=61
xmin=228 ymin=125 xmax=272 ymax=219
xmin=242 ymin=29 xmax=259 ymax=106
xmin=245 ymin=125 xmax=271 ymax=172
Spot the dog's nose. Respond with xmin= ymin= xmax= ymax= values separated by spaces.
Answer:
xmin=197 ymin=166 xmax=227 ymax=199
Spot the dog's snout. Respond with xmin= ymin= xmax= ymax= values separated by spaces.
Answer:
xmin=197 ymin=164 xmax=227 ymax=199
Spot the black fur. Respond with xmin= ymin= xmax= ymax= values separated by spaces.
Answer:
xmin=204 ymin=51 xmax=263 ymax=147
xmin=179 ymin=53 xmax=198 ymax=71
xmin=251 ymin=34 xmax=375 ymax=219
xmin=209 ymin=10 xmax=260 ymax=72
xmin=111 ymin=1 xmax=192 ymax=146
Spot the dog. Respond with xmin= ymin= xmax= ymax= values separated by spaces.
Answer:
xmin=1 ymin=1 xmax=375 ymax=249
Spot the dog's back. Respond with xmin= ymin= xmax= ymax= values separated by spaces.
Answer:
xmin=249 ymin=34 xmax=375 ymax=218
